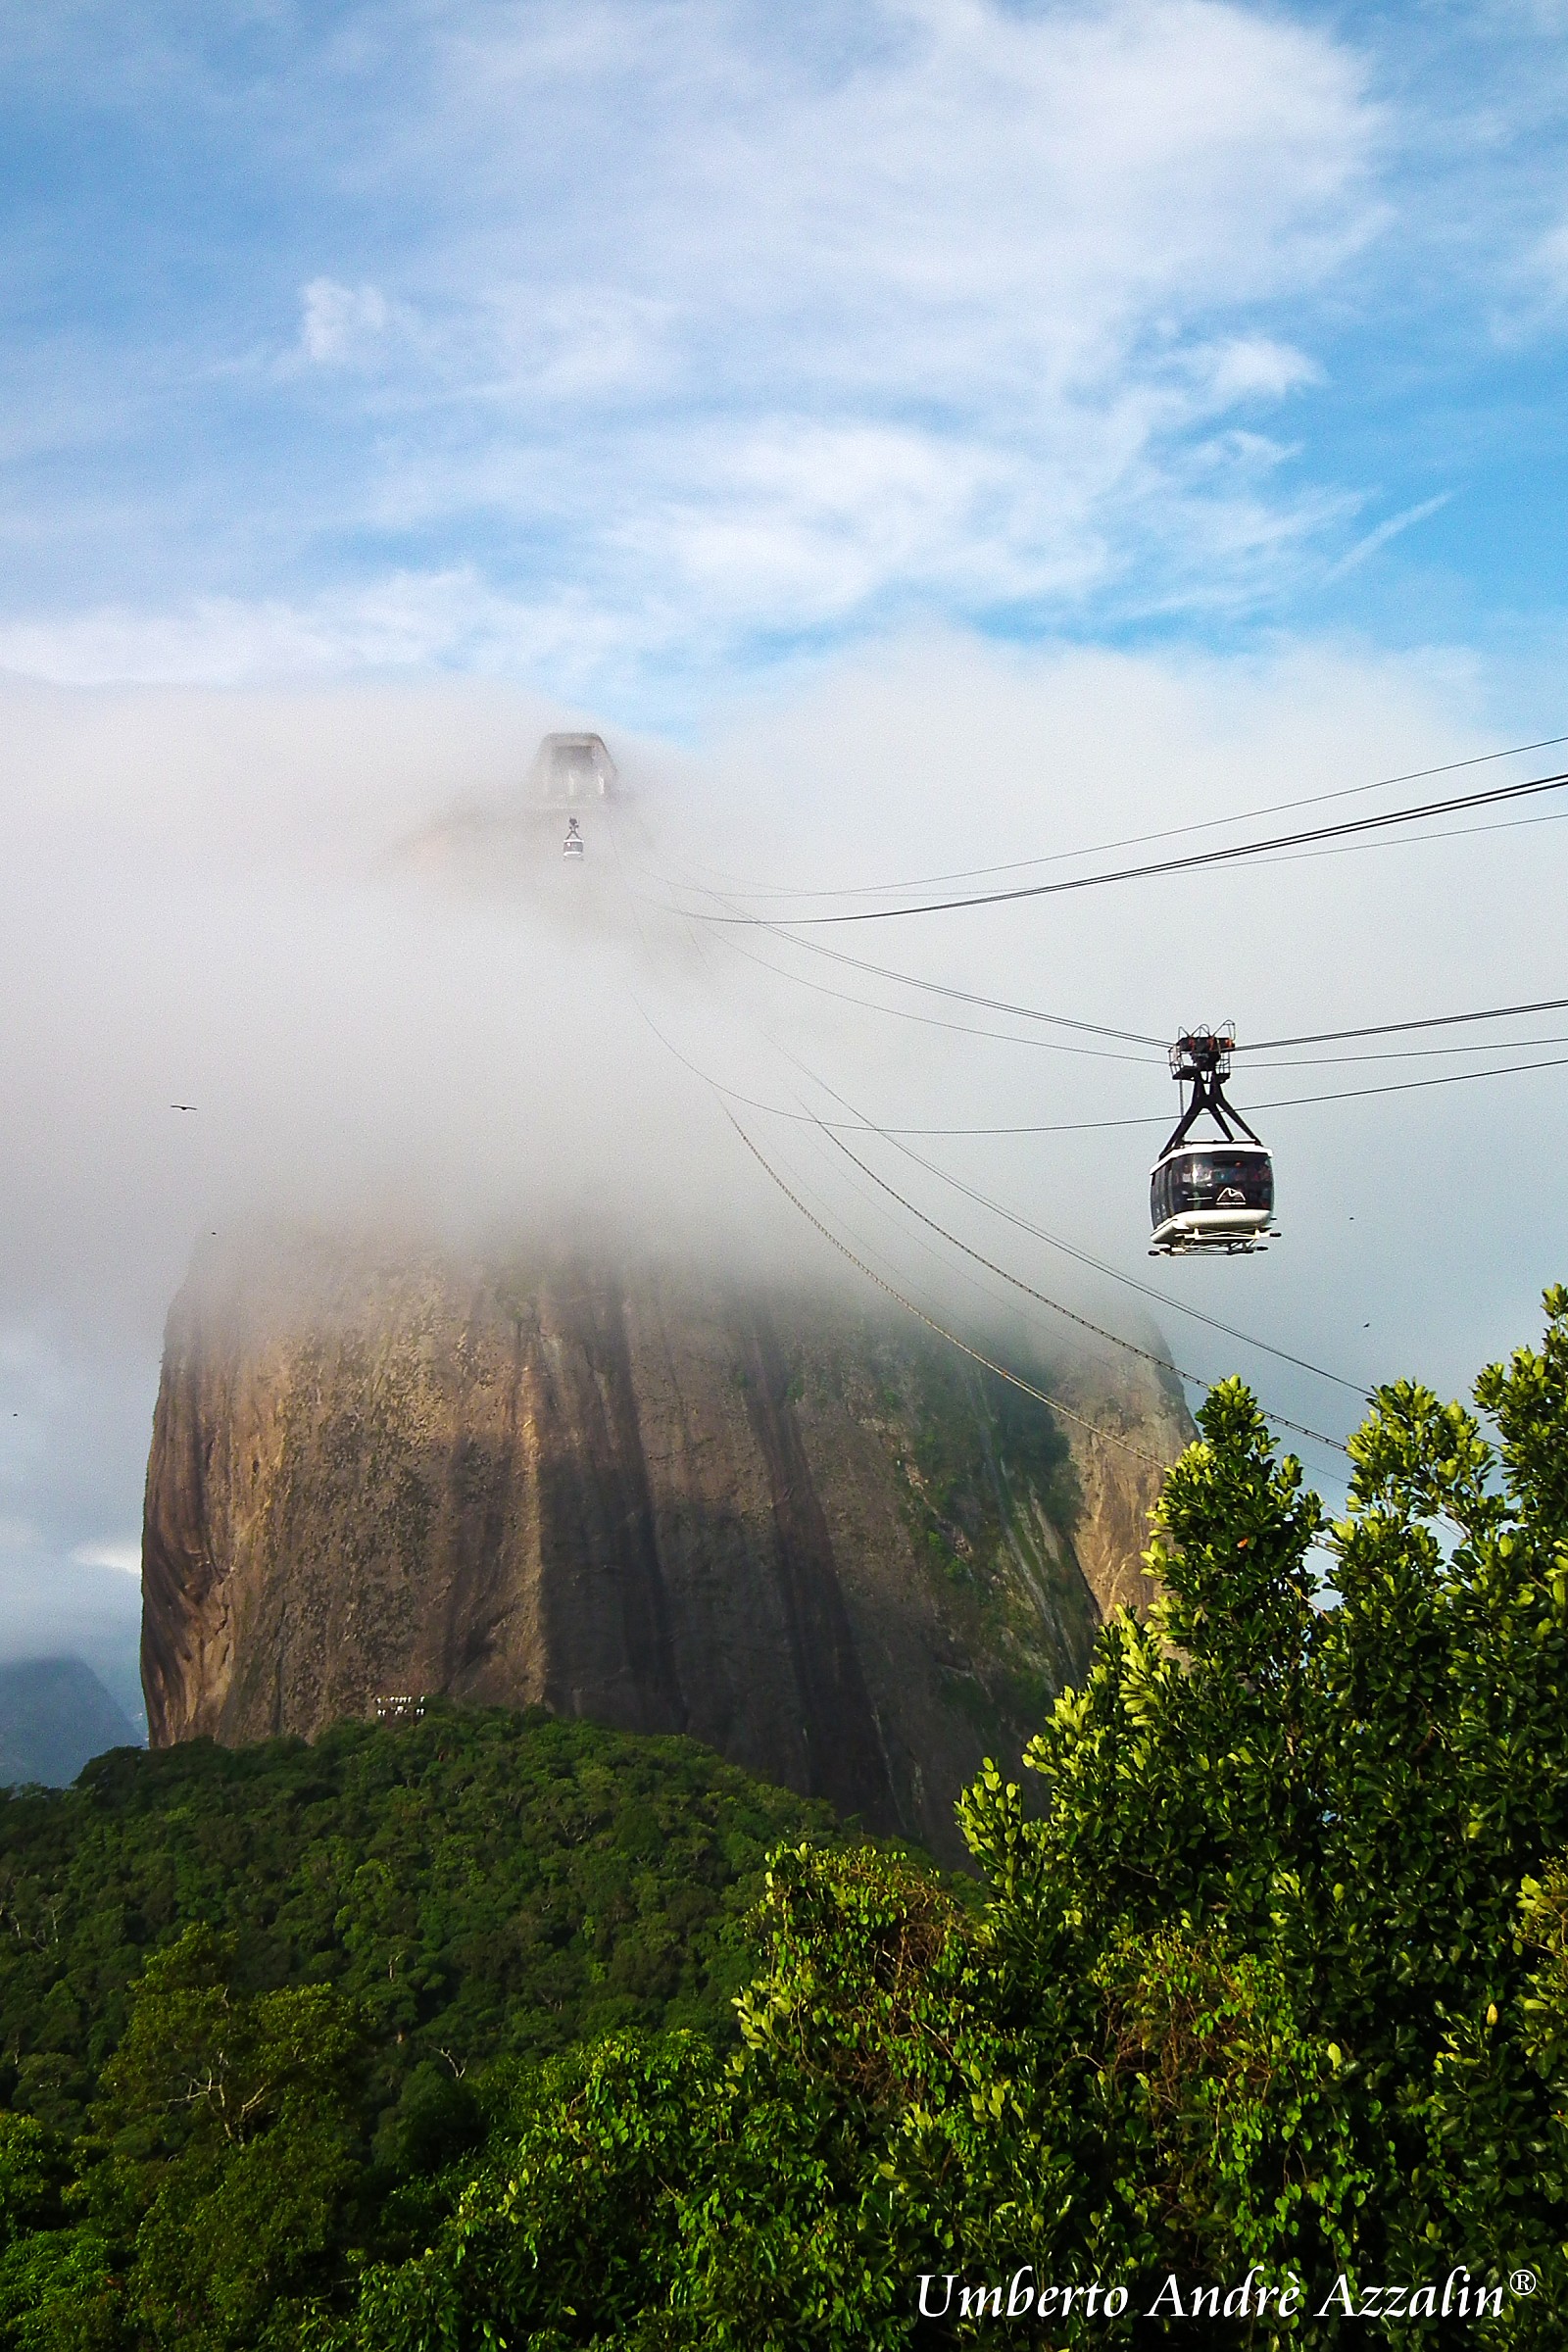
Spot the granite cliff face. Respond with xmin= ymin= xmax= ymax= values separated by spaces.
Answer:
xmin=141 ymin=1241 xmax=1191 ymax=1862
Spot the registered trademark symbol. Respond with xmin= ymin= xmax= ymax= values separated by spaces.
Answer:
xmin=1510 ymin=2269 xmax=1537 ymax=2296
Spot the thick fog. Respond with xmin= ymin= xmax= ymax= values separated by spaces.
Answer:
xmin=3 ymin=634 xmax=1565 ymax=1718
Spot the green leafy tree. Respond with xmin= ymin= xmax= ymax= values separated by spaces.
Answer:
xmin=83 ymin=1926 xmax=368 ymax=2351
xmin=0 ymin=2107 xmax=121 ymax=2352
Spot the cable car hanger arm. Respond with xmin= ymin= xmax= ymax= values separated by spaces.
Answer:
xmin=1159 ymin=1077 xmax=1262 ymax=1158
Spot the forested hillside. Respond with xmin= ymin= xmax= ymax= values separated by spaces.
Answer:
xmin=0 ymin=1705 xmax=843 ymax=2142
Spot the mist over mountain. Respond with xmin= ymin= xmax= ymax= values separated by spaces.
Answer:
xmin=4 ymin=640 xmax=1565 ymax=1700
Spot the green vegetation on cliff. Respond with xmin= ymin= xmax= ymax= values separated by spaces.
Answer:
xmin=881 ymin=1352 xmax=1096 ymax=1741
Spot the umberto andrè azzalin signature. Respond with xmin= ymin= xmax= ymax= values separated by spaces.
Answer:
xmin=916 ymin=2265 xmax=1536 ymax=2325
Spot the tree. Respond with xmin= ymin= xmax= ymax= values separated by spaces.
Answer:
xmin=88 ymin=1926 xmax=369 ymax=2351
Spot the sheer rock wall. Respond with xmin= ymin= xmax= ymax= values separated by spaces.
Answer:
xmin=141 ymin=1241 xmax=1192 ymax=1863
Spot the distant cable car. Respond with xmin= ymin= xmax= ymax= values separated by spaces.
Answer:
xmin=563 ymin=816 xmax=585 ymax=860
xmin=1150 ymin=1027 xmax=1276 ymax=1255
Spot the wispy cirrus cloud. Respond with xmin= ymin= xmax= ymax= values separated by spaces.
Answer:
xmin=1324 ymin=493 xmax=1454 ymax=583
xmin=296 ymin=278 xmax=395 ymax=368
xmin=0 ymin=571 xmax=634 ymax=699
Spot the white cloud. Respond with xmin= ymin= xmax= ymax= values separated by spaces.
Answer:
xmin=429 ymin=0 xmax=1383 ymax=646
xmin=3 ymin=0 xmax=1558 ymax=713
xmin=437 ymin=0 xmax=1379 ymax=340
xmin=0 ymin=572 xmax=594 ymax=688
xmin=1324 ymin=493 xmax=1453 ymax=582
xmin=514 ymin=289 xmax=680 ymax=401
xmin=1531 ymin=213 xmax=1568 ymax=301
xmin=0 ymin=0 xmax=1395 ymax=701
xmin=72 ymin=1540 xmax=142 ymax=1576
xmin=383 ymin=0 xmax=1380 ymax=640
xmin=298 ymin=277 xmax=393 ymax=366
xmin=1188 ymin=338 xmax=1324 ymax=406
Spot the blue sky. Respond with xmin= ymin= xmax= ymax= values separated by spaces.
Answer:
xmin=2 ymin=0 xmax=1567 ymax=726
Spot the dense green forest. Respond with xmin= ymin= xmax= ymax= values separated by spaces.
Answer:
xmin=0 ymin=1710 xmax=850 ymax=2347
xmin=0 ymin=1706 xmax=846 ymax=2134
xmin=9 ymin=1294 xmax=1568 ymax=2345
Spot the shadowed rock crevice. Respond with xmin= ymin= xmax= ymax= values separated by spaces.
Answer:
xmin=737 ymin=1314 xmax=895 ymax=1826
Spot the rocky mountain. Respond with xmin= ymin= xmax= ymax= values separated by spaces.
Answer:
xmin=141 ymin=1240 xmax=1192 ymax=1863
xmin=0 ymin=1657 xmax=140 ymax=1788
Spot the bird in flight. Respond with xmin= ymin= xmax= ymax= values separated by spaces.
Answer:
xmin=171 ymin=1103 xmax=197 ymax=1111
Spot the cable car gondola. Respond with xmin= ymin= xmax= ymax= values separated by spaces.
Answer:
xmin=1150 ymin=1027 xmax=1276 ymax=1255
xmin=563 ymin=816 xmax=585 ymax=860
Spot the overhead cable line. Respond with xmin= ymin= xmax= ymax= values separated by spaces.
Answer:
xmin=905 ymin=1044 xmax=1568 ymax=1137
xmin=876 ymin=1130 xmax=1369 ymax=1397
xmin=768 ymin=1095 xmax=1062 ymax=1338
xmin=1247 ymin=1051 xmax=1568 ymax=1114
xmin=716 ymin=931 xmax=1160 ymax=1061
xmin=612 ymin=786 xmax=1539 ymax=1460
xmin=1189 ymin=802 xmax=1568 ymax=878
xmin=762 ymin=1039 xmax=1369 ymax=1398
xmin=606 ymin=1032 xmax=1568 ymax=1144
xmin=718 ymin=929 xmax=1167 ymax=1045
xmin=630 ymin=757 xmax=1567 ymax=1074
xmin=1235 ymin=993 xmax=1568 ymax=1054
xmin=607 ymin=808 xmax=1189 ymax=1473
xmin=631 ymin=943 xmax=1361 ymax=1442
xmin=752 ymin=1023 xmax=1366 ymax=1411
xmin=656 ymin=730 xmax=1568 ymax=906
xmin=609 ymin=797 xmax=1537 ymax=1442
xmin=743 ymin=1023 xmax=1351 ymax=1451
xmin=720 ymin=1106 xmax=1170 ymax=1470
xmin=718 ymin=927 xmax=1568 ymax=1073
xmin=1246 ymin=1032 xmax=1568 ymax=1070
xmin=730 ymin=926 xmax=1568 ymax=1074
xmin=614 ymin=813 xmax=1371 ymax=1464
xmin=616 ymin=794 xmax=1161 ymax=1049
xmin=808 ymin=1118 xmax=1349 ymax=1457
xmin=675 ymin=768 xmax=1568 ymax=926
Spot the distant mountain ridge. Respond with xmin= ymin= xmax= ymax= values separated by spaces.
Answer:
xmin=142 ymin=1241 xmax=1192 ymax=1863
xmin=0 ymin=1656 xmax=139 ymax=1787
